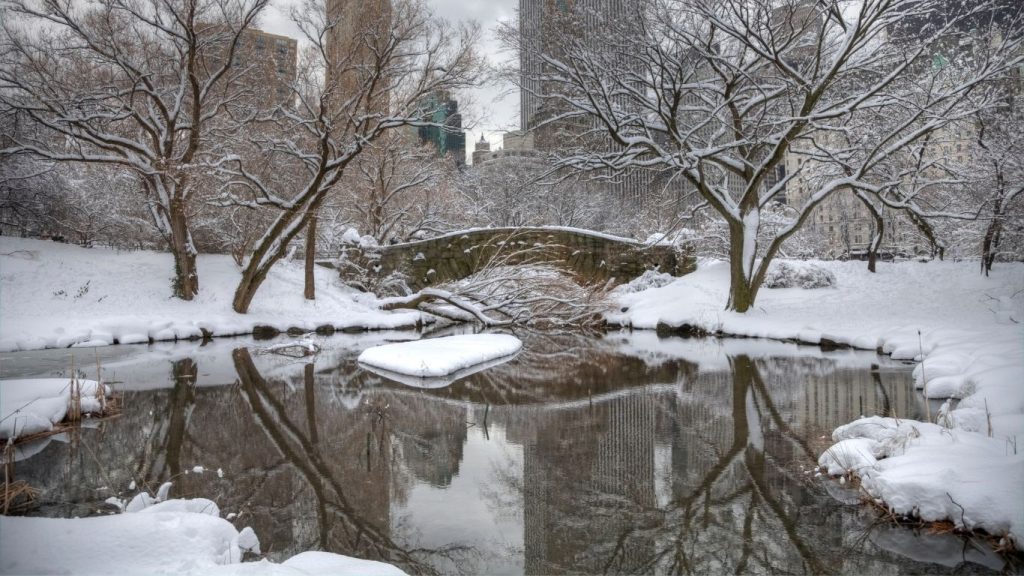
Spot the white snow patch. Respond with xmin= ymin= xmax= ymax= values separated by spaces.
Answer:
xmin=358 ymin=334 xmax=522 ymax=378
xmin=820 ymin=416 xmax=1024 ymax=546
xmin=0 ymin=496 xmax=408 ymax=575
xmin=0 ymin=378 xmax=107 ymax=439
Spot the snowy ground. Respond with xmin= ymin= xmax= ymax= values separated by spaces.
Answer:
xmin=611 ymin=259 xmax=1024 ymax=548
xmin=0 ymin=237 xmax=422 ymax=352
xmin=0 ymin=492 xmax=407 ymax=575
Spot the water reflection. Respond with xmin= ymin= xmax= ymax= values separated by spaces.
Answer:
xmin=7 ymin=333 xmax=1013 ymax=575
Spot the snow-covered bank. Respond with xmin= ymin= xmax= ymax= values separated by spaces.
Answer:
xmin=0 ymin=495 xmax=407 ymax=575
xmin=0 ymin=238 xmax=422 ymax=352
xmin=0 ymin=378 xmax=107 ymax=439
xmin=611 ymin=259 xmax=1024 ymax=547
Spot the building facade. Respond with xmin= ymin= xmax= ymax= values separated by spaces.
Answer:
xmin=325 ymin=0 xmax=393 ymax=114
xmin=518 ymin=0 xmax=650 ymax=203
xmin=416 ymin=91 xmax=466 ymax=166
xmin=204 ymin=27 xmax=297 ymax=110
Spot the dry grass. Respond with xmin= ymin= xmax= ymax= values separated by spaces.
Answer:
xmin=1 ymin=480 xmax=41 ymax=514
xmin=1 ymin=392 xmax=122 ymax=447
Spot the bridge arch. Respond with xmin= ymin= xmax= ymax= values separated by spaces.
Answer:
xmin=335 ymin=227 xmax=695 ymax=290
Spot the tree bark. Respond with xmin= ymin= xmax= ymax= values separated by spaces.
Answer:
xmin=233 ymin=202 xmax=320 ymax=313
xmin=865 ymin=200 xmax=885 ymax=273
xmin=726 ymin=223 xmax=757 ymax=313
xmin=304 ymin=211 xmax=318 ymax=300
xmin=981 ymin=197 xmax=1003 ymax=277
xmin=168 ymin=198 xmax=199 ymax=300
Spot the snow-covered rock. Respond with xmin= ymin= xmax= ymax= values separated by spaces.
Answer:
xmin=819 ymin=416 xmax=1024 ymax=546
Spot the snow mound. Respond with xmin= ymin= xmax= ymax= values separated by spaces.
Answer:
xmin=616 ymin=269 xmax=677 ymax=294
xmin=0 ymin=501 xmax=255 ymax=574
xmin=819 ymin=416 xmax=1024 ymax=548
xmin=0 ymin=495 xmax=409 ymax=575
xmin=281 ymin=552 xmax=407 ymax=576
xmin=357 ymin=334 xmax=522 ymax=378
xmin=763 ymin=260 xmax=836 ymax=289
xmin=0 ymin=378 xmax=108 ymax=439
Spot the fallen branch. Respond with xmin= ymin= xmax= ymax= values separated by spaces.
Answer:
xmin=383 ymin=288 xmax=515 ymax=327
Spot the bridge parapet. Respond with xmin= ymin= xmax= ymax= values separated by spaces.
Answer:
xmin=336 ymin=227 xmax=695 ymax=291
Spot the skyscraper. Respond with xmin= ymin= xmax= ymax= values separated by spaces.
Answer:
xmin=325 ymin=0 xmax=393 ymax=114
xmin=519 ymin=0 xmax=636 ymax=134
xmin=519 ymin=0 xmax=649 ymax=203
xmin=416 ymin=91 xmax=467 ymax=166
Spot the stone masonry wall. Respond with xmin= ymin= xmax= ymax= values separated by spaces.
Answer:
xmin=339 ymin=227 xmax=695 ymax=291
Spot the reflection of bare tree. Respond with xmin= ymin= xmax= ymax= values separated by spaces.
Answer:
xmin=134 ymin=358 xmax=197 ymax=487
xmin=510 ymin=354 xmax=907 ymax=575
xmin=232 ymin=348 xmax=462 ymax=575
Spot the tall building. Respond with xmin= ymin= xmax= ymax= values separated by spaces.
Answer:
xmin=325 ymin=0 xmax=393 ymax=114
xmin=519 ymin=0 xmax=636 ymax=134
xmin=471 ymin=135 xmax=491 ymax=166
xmin=416 ymin=91 xmax=466 ymax=166
xmin=518 ymin=0 xmax=649 ymax=203
xmin=205 ymin=27 xmax=297 ymax=110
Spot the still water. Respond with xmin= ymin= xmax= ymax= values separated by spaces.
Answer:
xmin=1 ymin=331 xmax=1014 ymax=574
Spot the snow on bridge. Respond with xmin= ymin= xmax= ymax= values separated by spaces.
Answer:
xmin=329 ymin=227 xmax=695 ymax=290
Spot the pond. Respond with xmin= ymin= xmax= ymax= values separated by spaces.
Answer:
xmin=0 ymin=331 xmax=1013 ymax=575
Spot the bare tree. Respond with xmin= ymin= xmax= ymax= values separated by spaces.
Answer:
xmin=338 ymin=130 xmax=451 ymax=244
xmin=0 ymin=0 xmax=269 ymax=298
xmin=217 ymin=0 xmax=481 ymax=313
xmin=508 ymin=0 xmax=1023 ymax=311
xmin=972 ymin=108 xmax=1024 ymax=275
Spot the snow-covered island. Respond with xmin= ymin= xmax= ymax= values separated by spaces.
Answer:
xmin=357 ymin=334 xmax=523 ymax=388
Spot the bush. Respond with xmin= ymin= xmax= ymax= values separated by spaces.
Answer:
xmin=763 ymin=261 xmax=836 ymax=289
xmin=617 ymin=269 xmax=677 ymax=293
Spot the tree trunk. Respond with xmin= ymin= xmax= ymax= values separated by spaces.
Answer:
xmin=726 ymin=223 xmax=757 ymax=313
xmin=304 ymin=363 xmax=319 ymax=444
xmin=866 ymin=206 xmax=884 ymax=274
xmin=234 ymin=203 xmax=320 ymax=313
xmin=168 ymin=199 xmax=199 ymax=300
xmin=304 ymin=212 xmax=318 ymax=300
xmin=981 ymin=198 xmax=1003 ymax=277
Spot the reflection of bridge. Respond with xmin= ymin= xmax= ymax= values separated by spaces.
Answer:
xmin=330 ymin=227 xmax=695 ymax=290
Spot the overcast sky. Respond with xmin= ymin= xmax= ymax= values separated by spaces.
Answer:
xmin=259 ymin=0 xmax=520 ymax=162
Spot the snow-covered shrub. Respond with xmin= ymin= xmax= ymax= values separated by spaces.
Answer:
xmin=617 ymin=269 xmax=676 ymax=294
xmin=763 ymin=261 xmax=836 ymax=289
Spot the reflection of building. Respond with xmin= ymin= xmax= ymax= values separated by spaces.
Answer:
xmin=416 ymin=91 xmax=466 ymax=167
xmin=521 ymin=393 xmax=658 ymax=574
xmin=389 ymin=395 xmax=467 ymax=487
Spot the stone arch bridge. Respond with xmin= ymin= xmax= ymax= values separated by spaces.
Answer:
xmin=327 ymin=227 xmax=695 ymax=291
